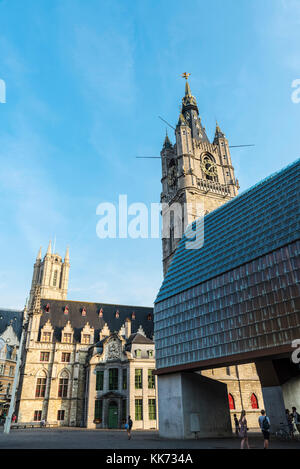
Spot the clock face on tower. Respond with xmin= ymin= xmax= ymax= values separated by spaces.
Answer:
xmin=201 ymin=155 xmax=217 ymax=178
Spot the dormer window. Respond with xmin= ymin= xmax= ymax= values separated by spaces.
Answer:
xmin=45 ymin=304 xmax=50 ymax=313
xmin=63 ymin=333 xmax=72 ymax=344
xmin=99 ymin=308 xmax=103 ymax=318
xmin=148 ymin=350 xmax=154 ymax=358
xmin=115 ymin=311 xmax=119 ymax=319
xmin=64 ymin=306 xmax=69 ymax=315
xmin=135 ymin=349 xmax=142 ymax=358
xmin=147 ymin=314 xmax=152 ymax=321
xmin=41 ymin=331 xmax=51 ymax=343
xmin=82 ymin=308 xmax=86 ymax=317
xmin=132 ymin=312 xmax=136 ymax=320
xmin=82 ymin=334 xmax=90 ymax=345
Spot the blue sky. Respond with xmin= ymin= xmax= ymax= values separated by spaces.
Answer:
xmin=0 ymin=0 xmax=299 ymax=309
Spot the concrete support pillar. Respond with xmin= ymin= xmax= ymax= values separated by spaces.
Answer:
xmin=255 ymin=360 xmax=287 ymax=432
xmin=260 ymin=386 xmax=287 ymax=432
xmin=157 ymin=372 xmax=232 ymax=439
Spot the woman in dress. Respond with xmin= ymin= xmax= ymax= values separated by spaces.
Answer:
xmin=239 ymin=410 xmax=250 ymax=449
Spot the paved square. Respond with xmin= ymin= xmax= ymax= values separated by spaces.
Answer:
xmin=1 ymin=428 xmax=300 ymax=449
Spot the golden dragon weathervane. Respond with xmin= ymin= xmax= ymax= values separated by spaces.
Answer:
xmin=181 ymin=72 xmax=191 ymax=80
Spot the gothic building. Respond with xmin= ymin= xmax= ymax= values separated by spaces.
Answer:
xmin=161 ymin=76 xmax=239 ymax=275
xmin=159 ymin=76 xmax=264 ymax=429
xmin=0 ymin=309 xmax=23 ymax=418
xmin=16 ymin=245 xmax=157 ymax=429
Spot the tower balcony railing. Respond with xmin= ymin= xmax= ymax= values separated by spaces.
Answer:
xmin=197 ymin=178 xmax=231 ymax=196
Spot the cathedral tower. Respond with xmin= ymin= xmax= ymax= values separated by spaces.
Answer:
xmin=28 ymin=241 xmax=70 ymax=308
xmin=161 ymin=75 xmax=240 ymax=275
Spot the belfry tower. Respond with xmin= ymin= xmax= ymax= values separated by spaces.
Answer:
xmin=161 ymin=74 xmax=240 ymax=275
xmin=28 ymin=241 xmax=70 ymax=308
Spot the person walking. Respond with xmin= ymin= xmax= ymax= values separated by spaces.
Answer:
xmin=127 ymin=415 xmax=133 ymax=440
xmin=258 ymin=410 xmax=271 ymax=449
xmin=233 ymin=414 xmax=239 ymax=436
xmin=239 ymin=410 xmax=249 ymax=449
xmin=292 ymin=407 xmax=300 ymax=435
xmin=286 ymin=409 xmax=294 ymax=438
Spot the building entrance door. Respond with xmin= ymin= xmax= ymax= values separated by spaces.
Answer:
xmin=108 ymin=402 xmax=118 ymax=428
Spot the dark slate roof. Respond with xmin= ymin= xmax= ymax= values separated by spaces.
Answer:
xmin=0 ymin=309 xmax=23 ymax=339
xmin=155 ymin=158 xmax=300 ymax=303
xmin=39 ymin=299 xmax=153 ymax=343
xmin=127 ymin=333 xmax=154 ymax=345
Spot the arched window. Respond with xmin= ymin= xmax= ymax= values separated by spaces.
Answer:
xmin=228 ymin=393 xmax=235 ymax=410
xmin=35 ymin=371 xmax=47 ymax=398
xmin=58 ymin=371 xmax=69 ymax=398
xmin=53 ymin=270 xmax=58 ymax=286
xmin=251 ymin=393 xmax=259 ymax=409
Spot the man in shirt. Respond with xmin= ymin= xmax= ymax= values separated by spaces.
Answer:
xmin=258 ymin=409 xmax=271 ymax=449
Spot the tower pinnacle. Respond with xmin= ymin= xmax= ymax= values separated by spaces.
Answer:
xmin=46 ymin=240 xmax=52 ymax=256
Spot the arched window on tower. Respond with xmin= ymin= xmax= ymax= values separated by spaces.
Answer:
xmin=251 ymin=393 xmax=259 ymax=409
xmin=53 ymin=270 xmax=58 ymax=286
xmin=228 ymin=393 xmax=235 ymax=410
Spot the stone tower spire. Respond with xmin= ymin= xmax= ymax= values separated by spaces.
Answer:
xmin=28 ymin=243 xmax=70 ymax=308
xmin=161 ymin=75 xmax=239 ymax=275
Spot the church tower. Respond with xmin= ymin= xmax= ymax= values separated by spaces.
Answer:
xmin=161 ymin=75 xmax=240 ymax=275
xmin=28 ymin=241 xmax=70 ymax=308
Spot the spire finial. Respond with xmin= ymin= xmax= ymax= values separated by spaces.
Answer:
xmin=46 ymin=240 xmax=52 ymax=256
xmin=36 ymin=246 xmax=42 ymax=261
xmin=181 ymin=72 xmax=191 ymax=81
xmin=65 ymin=246 xmax=70 ymax=262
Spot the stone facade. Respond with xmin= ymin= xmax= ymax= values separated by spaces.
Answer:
xmin=16 ymin=256 xmax=156 ymax=429
xmin=161 ymin=79 xmax=239 ymax=276
xmin=28 ymin=242 xmax=69 ymax=310
xmin=159 ymin=78 xmax=264 ymax=429
xmin=0 ymin=309 xmax=23 ymax=418
xmin=86 ymin=328 xmax=157 ymax=430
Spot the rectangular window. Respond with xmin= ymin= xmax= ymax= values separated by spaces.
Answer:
xmin=40 ymin=352 xmax=50 ymax=362
xmin=122 ymin=369 xmax=127 ymax=390
xmin=135 ymin=369 xmax=142 ymax=389
xmin=148 ymin=369 xmax=155 ymax=389
xmin=9 ymin=366 xmax=14 ymax=377
xmin=57 ymin=410 xmax=65 ymax=421
xmin=135 ymin=399 xmax=143 ymax=421
xmin=61 ymin=353 xmax=71 ymax=363
xmin=94 ymin=400 xmax=103 ymax=421
xmin=148 ymin=399 xmax=156 ymax=420
xmin=96 ymin=370 xmax=104 ymax=391
xmin=41 ymin=332 xmax=51 ymax=342
xmin=35 ymin=378 xmax=46 ymax=397
xmin=108 ymin=368 xmax=118 ymax=391
xmin=34 ymin=410 xmax=42 ymax=421
xmin=82 ymin=334 xmax=90 ymax=345
xmin=63 ymin=333 xmax=72 ymax=344
xmin=58 ymin=378 xmax=68 ymax=398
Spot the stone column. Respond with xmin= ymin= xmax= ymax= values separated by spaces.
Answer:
xmin=255 ymin=360 xmax=287 ymax=432
xmin=158 ymin=372 xmax=232 ymax=439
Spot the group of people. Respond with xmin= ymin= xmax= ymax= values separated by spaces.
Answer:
xmin=286 ymin=407 xmax=300 ymax=438
xmin=234 ymin=406 xmax=300 ymax=449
